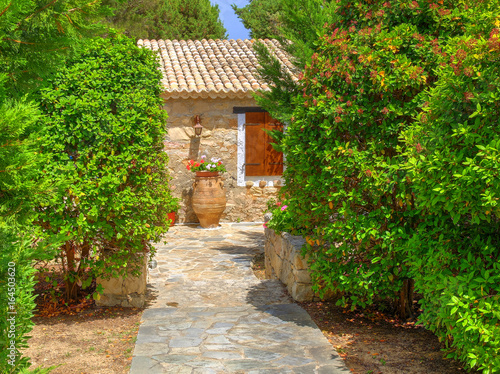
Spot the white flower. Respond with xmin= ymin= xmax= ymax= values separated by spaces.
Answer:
xmin=201 ymin=155 xmax=206 ymax=159
xmin=206 ymin=164 xmax=212 ymax=170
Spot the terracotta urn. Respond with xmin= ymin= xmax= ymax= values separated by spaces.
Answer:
xmin=192 ymin=171 xmax=226 ymax=228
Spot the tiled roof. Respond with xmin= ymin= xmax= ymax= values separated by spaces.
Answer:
xmin=138 ymin=39 xmax=297 ymax=99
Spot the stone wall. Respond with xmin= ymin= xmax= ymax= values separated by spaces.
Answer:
xmin=264 ymin=227 xmax=334 ymax=302
xmin=95 ymin=255 xmax=148 ymax=308
xmin=163 ymin=96 xmax=280 ymax=223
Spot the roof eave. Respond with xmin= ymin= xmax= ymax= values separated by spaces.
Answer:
xmin=161 ymin=90 xmax=264 ymax=101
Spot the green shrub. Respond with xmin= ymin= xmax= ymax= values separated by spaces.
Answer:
xmin=0 ymin=223 xmax=58 ymax=373
xmin=268 ymin=0 xmax=453 ymax=315
xmin=0 ymin=90 xmax=59 ymax=373
xmin=0 ymin=224 xmax=35 ymax=373
xmin=37 ymin=34 xmax=174 ymax=300
xmin=265 ymin=1 xmax=500 ymax=370
xmin=403 ymin=32 xmax=500 ymax=372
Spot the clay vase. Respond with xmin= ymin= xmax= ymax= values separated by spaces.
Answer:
xmin=192 ymin=171 xmax=226 ymax=228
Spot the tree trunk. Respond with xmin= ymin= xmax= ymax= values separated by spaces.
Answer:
xmin=64 ymin=241 xmax=78 ymax=301
xmin=63 ymin=241 xmax=90 ymax=301
xmin=398 ymin=278 xmax=415 ymax=319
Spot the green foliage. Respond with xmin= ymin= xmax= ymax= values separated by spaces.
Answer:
xmin=263 ymin=0 xmax=500 ymax=371
xmin=232 ymin=0 xmax=284 ymax=39
xmin=404 ymin=33 xmax=500 ymax=224
xmin=402 ymin=32 xmax=500 ymax=372
xmin=253 ymin=0 xmax=339 ymax=124
xmin=0 ymin=98 xmax=46 ymax=218
xmin=405 ymin=225 xmax=500 ymax=372
xmin=0 ymin=222 xmax=56 ymax=373
xmin=104 ymin=0 xmax=227 ymax=40
xmin=0 ymin=224 xmax=34 ymax=373
xmin=0 ymin=93 xmax=58 ymax=374
xmin=269 ymin=0 xmax=451 ymax=311
xmin=164 ymin=197 xmax=180 ymax=213
xmin=270 ymin=32 xmax=415 ymax=309
xmin=37 ymin=35 xmax=174 ymax=299
xmin=0 ymin=0 xmax=110 ymax=97
xmin=0 ymin=0 xmax=109 ymax=370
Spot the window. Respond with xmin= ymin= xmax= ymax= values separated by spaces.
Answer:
xmin=235 ymin=108 xmax=284 ymax=187
xmin=244 ymin=112 xmax=283 ymax=176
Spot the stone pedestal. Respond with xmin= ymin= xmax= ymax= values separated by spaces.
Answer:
xmin=264 ymin=227 xmax=334 ymax=302
xmin=95 ymin=255 xmax=148 ymax=308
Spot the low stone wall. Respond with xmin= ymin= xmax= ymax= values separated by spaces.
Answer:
xmin=264 ymin=227 xmax=332 ymax=302
xmin=95 ymin=256 xmax=148 ymax=308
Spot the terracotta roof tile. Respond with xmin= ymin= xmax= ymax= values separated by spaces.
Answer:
xmin=137 ymin=39 xmax=298 ymax=99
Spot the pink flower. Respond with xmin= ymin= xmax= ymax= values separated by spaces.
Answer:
xmin=263 ymin=222 xmax=268 ymax=228
xmin=276 ymin=202 xmax=282 ymax=207
xmin=281 ymin=205 xmax=288 ymax=211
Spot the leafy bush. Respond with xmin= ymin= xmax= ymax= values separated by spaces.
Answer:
xmin=263 ymin=1 xmax=500 ymax=371
xmin=268 ymin=1 xmax=455 ymax=315
xmin=403 ymin=32 xmax=500 ymax=372
xmin=37 ymin=35 xmax=174 ymax=300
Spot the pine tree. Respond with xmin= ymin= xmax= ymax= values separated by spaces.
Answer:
xmin=232 ymin=0 xmax=284 ymax=40
xmin=252 ymin=0 xmax=337 ymax=123
xmin=105 ymin=0 xmax=227 ymax=40
xmin=0 ymin=0 xmax=109 ymax=97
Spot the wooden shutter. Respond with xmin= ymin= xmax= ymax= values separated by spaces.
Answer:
xmin=245 ymin=112 xmax=266 ymax=176
xmin=265 ymin=113 xmax=284 ymax=176
xmin=245 ymin=112 xmax=284 ymax=176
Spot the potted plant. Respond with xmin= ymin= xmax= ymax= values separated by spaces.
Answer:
xmin=186 ymin=156 xmax=227 ymax=228
xmin=186 ymin=155 xmax=227 ymax=176
xmin=165 ymin=197 xmax=180 ymax=227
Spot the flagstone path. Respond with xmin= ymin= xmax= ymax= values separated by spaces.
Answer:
xmin=130 ymin=223 xmax=350 ymax=374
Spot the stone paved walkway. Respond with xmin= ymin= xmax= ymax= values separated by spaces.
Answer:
xmin=130 ymin=223 xmax=350 ymax=374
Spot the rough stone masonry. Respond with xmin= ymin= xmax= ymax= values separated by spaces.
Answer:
xmin=163 ymin=97 xmax=281 ymax=224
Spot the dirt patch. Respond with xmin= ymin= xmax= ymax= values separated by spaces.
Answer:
xmin=252 ymin=253 xmax=476 ymax=374
xmin=23 ymin=267 xmax=143 ymax=374
xmin=300 ymin=301 xmax=475 ymax=374
xmin=25 ymin=308 xmax=141 ymax=374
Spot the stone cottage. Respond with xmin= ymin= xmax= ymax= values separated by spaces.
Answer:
xmin=138 ymin=38 xmax=297 ymax=223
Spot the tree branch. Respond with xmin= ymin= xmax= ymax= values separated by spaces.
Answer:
xmin=0 ymin=2 xmax=12 ymax=18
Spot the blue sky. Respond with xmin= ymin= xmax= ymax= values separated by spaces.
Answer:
xmin=211 ymin=0 xmax=251 ymax=40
